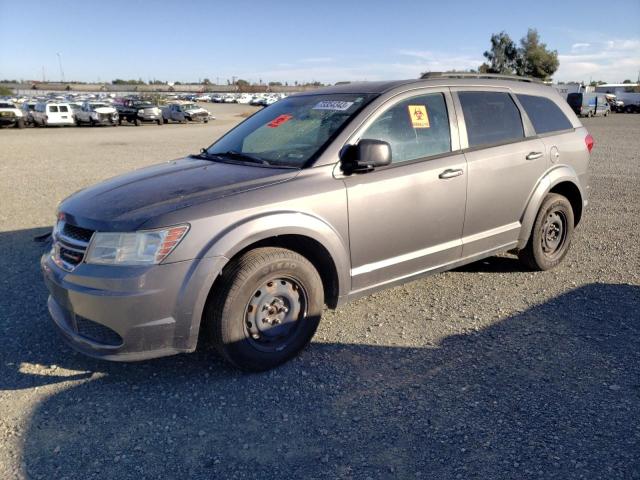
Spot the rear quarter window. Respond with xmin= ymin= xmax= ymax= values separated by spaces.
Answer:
xmin=59 ymin=106 xmax=69 ymax=112
xmin=48 ymin=106 xmax=59 ymax=113
xmin=458 ymin=91 xmax=524 ymax=148
xmin=516 ymin=94 xmax=573 ymax=135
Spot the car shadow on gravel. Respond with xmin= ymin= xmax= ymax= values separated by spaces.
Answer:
xmin=1 ymin=228 xmax=639 ymax=479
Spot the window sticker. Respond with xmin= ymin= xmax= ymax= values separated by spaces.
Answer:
xmin=267 ymin=114 xmax=293 ymax=128
xmin=312 ymin=100 xmax=354 ymax=111
xmin=408 ymin=105 xmax=430 ymax=128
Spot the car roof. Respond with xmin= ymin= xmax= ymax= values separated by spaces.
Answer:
xmin=294 ymin=75 xmax=553 ymax=97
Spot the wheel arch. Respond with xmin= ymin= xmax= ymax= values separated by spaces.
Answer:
xmin=517 ymin=167 xmax=585 ymax=249
xmin=203 ymin=212 xmax=350 ymax=305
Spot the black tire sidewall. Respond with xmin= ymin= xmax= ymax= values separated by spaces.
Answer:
xmin=214 ymin=251 xmax=323 ymax=370
xmin=530 ymin=195 xmax=574 ymax=270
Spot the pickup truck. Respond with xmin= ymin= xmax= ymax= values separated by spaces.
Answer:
xmin=116 ymin=100 xmax=163 ymax=126
xmin=162 ymin=103 xmax=211 ymax=123
xmin=0 ymin=102 xmax=26 ymax=128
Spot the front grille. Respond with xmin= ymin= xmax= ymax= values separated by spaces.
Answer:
xmin=53 ymin=222 xmax=95 ymax=271
xmin=63 ymin=223 xmax=94 ymax=243
xmin=99 ymin=113 xmax=111 ymax=121
xmin=75 ymin=316 xmax=123 ymax=346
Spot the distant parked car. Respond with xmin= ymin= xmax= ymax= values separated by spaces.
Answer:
xmin=162 ymin=103 xmax=212 ymax=123
xmin=223 ymin=94 xmax=236 ymax=103
xmin=0 ymin=101 xmax=26 ymax=128
xmin=116 ymin=99 xmax=162 ymax=126
xmin=236 ymin=94 xmax=253 ymax=104
xmin=567 ymin=93 xmax=609 ymax=117
xmin=195 ymin=95 xmax=211 ymax=102
xmin=211 ymin=94 xmax=224 ymax=103
xmin=75 ymin=102 xmax=119 ymax=126
xmin=32 ymin=102 xmax=75 ymax=127
xmin=20 ymin=102 xmax=37 ymax=126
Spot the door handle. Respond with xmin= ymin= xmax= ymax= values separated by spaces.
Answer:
xmin=439 ymin=168 xmax=464 ymax=179
xmin=526 ymin=152 xmax=544 ymax=161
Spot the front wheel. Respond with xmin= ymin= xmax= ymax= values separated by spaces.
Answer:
xmin=518 ymin=193 xmax=574 ymax=271
xmin=205 ymin=247 xmax=324 ymax=371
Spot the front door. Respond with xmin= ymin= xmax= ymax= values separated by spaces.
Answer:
xmin=342 ymin=90 xmax=467 ymax=293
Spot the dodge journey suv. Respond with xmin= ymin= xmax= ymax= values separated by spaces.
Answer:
xmin=42 ymin=73 xmax=593 ymax=370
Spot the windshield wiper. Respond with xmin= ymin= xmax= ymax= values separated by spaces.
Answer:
xmin=219 ymin=150 xmax=271 ymax=165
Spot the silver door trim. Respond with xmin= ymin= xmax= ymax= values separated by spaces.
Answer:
xmin=351 ymin=221 xmax=520 ymax=277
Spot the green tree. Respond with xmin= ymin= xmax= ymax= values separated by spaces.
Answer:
xmin=268 ymin=81 xmax=283 ymax=87
xmin=622 ymin=79 xmax=632 ymax=84
xmin=202 ymin=78 xmax=211 ymax=85
xmin=515 ymin=29 xmax=559 ymax=80
xmin=480 ymin=32 xmax=518 ymax=74
xmin=0 ymin=85 xmax=13 ymax=96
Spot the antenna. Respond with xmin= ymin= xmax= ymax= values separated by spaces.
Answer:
xmin=56 ymin=52 xmax=65 ymax=83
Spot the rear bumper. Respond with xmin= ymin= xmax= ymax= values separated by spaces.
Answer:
xmin=41 ymin=253 xmax=227 ymax=361
xmin=0 ymin=117 xmax=18 ymax=126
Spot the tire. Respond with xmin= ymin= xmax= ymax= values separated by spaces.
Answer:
xmin=163 ymin=118 xmax=168 ymax=124
xmin=205 ymin=247 xmax=324 ymax=371
xmin=16 ymin=118 xmax=25 ymax=129
xmin=134 ymin=117 xmax=141 ymax=126
xmin=157 ymin=119 xmax=162 ymax=125
xmin=518 ymin=193 xmax=574 ymax=271
xmin=90 ymin=118 xmax=95 ymax=127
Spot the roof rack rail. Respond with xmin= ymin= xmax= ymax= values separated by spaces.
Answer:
xmin=420 ymin=72 xmax=543 ymax=84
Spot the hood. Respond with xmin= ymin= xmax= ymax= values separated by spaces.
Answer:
xmin=60 ymin=157 xmax=299 ymax=231
xmin=185 ymin=106 xmax=207 ymax=113
xmin=93 ymin=107 xmax=117 ymax=114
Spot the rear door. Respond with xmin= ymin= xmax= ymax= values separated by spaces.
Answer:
xmin=451 ymin=88 xmax=547 ymax=257
xmin=342 ymin=89 xmax=467 ymax=292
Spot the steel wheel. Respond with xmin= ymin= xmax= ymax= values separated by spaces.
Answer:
xmin=541 ymin=209 xmax=568 ymax=260
xmin=244 ymin=277 xmax=308 ymax=353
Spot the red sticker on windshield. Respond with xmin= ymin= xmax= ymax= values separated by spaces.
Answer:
xmin=267 ymin=114 xmax=292 ymax=128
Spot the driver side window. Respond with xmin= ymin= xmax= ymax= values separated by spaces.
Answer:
xmin=361 ymin=93 xmax=451 ymax=164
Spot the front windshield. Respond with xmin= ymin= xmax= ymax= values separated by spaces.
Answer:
xmin=206 ymin=93 xmax=375 ymax=167
xmin=91 ymin=103 xmax=109 ymax=109
xmin=182 ymin=103 xmax=197 ymax=110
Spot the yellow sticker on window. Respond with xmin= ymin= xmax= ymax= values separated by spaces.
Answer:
xmin=408 ymin=105 xmax=430 ymax=128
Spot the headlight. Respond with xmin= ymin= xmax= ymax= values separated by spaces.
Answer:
xmin=85 ymin=225 xmax=189 ymax=266
xmin=138 ymin=109 xmax=145 ymax=114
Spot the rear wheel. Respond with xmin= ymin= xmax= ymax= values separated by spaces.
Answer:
xmin=518 ymin=193 xmax=574 ymax=271
xmin=134 ymin=117 xmax=141 ymax=126
xmin=16 ymin=118 xmax=25 ymax=129
xmin=157 ymin=119 xmax=162 ymax=125
xmin=205 ymin=247 xmax=324 ymax=371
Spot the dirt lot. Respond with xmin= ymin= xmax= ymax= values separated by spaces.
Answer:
xmin=0 ymin=108 xmax=638 ymax=479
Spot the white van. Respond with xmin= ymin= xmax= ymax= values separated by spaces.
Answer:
xmin=32 ymin=102 xmax=75 ymax=127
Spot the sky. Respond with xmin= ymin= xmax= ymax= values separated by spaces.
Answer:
xmin=1 ymin=0 xmax=639 ymax=84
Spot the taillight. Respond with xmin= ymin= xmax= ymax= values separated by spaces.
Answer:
xmin=585 ymin=134 xmax=594 ymax=153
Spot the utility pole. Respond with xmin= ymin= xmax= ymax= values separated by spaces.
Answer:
xmin=56 ymin=52 xmax=65 ymax=83
xmin=42 ymin=66 xmax=45 ymax=82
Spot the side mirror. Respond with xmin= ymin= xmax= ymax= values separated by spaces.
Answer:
xmin=341 ymin=139 xmax=392 ymax=174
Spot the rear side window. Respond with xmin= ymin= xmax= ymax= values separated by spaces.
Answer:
xmin=361 ymin=93 xmax=451 ymax=163
xmin=49 ymin=106 xmax=59 ymax=113
xmin=458 ymin=91 xmax=524 ymax=148
xmin=59 ymin=105 xmax=69 ymax=112
xmin=516 ymin=94 xmax=572 ymax=135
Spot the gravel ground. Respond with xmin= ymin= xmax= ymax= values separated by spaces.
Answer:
xmin=0 ymin=109 xmax=638 ymax=480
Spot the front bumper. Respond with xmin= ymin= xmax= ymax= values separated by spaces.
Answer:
xmin=0 ymin=116 xmax=18 ymax=126
xmin=41 ymin=253 xmax=227 ymax=361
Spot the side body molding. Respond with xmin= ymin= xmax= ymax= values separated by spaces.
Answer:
xmin=517 ymin=165 xmax=584 ymax=249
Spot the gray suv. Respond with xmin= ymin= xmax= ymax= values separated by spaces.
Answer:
xmin=41 ymin=73 xmax=593 ymax=370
